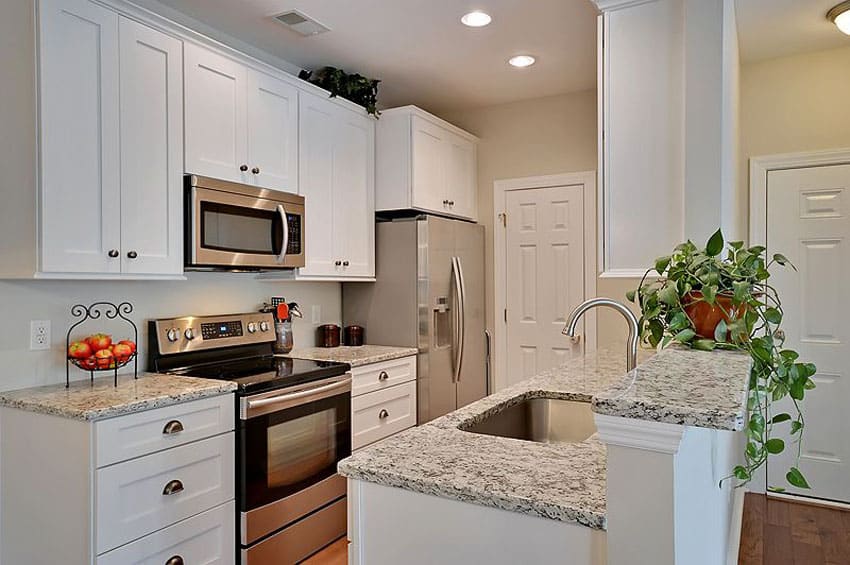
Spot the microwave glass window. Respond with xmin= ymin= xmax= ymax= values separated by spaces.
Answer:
xmin=201 ymin=201 xmax=283 ymax=255
xmin=266 ymin=408 xmax=337 ymax=490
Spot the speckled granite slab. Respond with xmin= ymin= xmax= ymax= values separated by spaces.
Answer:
xmin=592 ymin=347 xmax=752 ymax=431
xmin=0 ymin=373 xmax=236 ymax=421
xmin=282 ymin=345 xmax=418 ymax=367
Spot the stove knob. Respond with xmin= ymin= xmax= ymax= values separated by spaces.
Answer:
xmin=259 ymin=321 xmax=269 ymax=332
xmin=184 ymin=328 xmax=195 ymax=341
xmin=247 ymin=322 xmax=257 ymax=334
xmin=166 ymin=328 xmax=179 ymax=342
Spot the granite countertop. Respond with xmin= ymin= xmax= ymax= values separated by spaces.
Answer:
xmin=0 ymin=373 xmax=236 ymax=421
xmin=339 ymin=346 xmax=751 ymax=530
xmin=282 ymin=345 xmax=418 ymax=367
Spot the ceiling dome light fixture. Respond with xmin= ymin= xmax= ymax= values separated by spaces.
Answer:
xmin=508 ymin=55 xmax=536 ymax=68
xmin=828 ymin=1 xmax=850 ymax=35
xmin=461 ymin=11 xmax=492 ymax=27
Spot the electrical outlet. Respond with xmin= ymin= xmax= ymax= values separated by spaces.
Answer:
xmin=30 ymin=320 xmax=51 ymax=351
xmin=312 ymin=305 xmax=322 ymax=324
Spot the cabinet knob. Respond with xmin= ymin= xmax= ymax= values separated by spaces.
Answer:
xmin=239 ymin=164 xmax=249 ymax=172
xmin=165 ymin=556 xmax=184 ymax=565
xmin=343 ymin=260 xmax=350 ymax=267
xmin=162 ymin=420 xmax=184 ymax=435
xmin=107 ymin=249 xmax=119 ymax=258
xmin=449 ymin=200 xmax=455 ymax=206
xmin=442 ymin=199 xmax=449 ymax=206
xmin=335 ymin=260 xmax=342 ymax=266
xmin=378 ymin=371 xmax=389 ymax=382
xmin=127 ymin=250 xmax=138 ymax=259
xmin=251 ymin=166 xmax=260 ymax=175
xmin=378 ymin=409 xmax=389 ymax=420
xmin=162 ymin=479 xmax=184 ymax=496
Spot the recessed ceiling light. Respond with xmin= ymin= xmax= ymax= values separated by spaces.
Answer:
xmin=508 ymin=55 xmax=536 ymax=68
xmin=827 ymin=1 xmax=850 ymax=35
xmin=461 ymin=11 xmax=492 ymax=27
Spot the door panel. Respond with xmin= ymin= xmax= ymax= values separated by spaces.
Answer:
xmin=118 ymin=18 xmax=183 ymax=275
xmin=446 ymin=133 xmax=477 ymax=220
xmin=246 ymin=70 xmax=298 ymax=191
xmin=39 ymin=0 xmax=121 ymax=273
xmin=505 ymin=186 xmax=585 ymax=387
xmin=411 ymin=117 xmax=447 ymax=214
xmin=455 ymin=221 xmax=487 ymax=408
xmin=184 ymin=43 xmax=248 ymax=183
xmin=766 ymin=164 xmax=850 ymax=503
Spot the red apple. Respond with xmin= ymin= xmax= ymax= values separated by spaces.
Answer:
xmin=94 ymin=349 xmax=114 ymax=368
xmin=86 ymin=333 xmax=112 ymax=352
xmin=68 ymin=341 xmax=92 ymax=359
xmin=112 ymin=343 xmax=132 ymax=363
xmin=79 ymin=357 xmax=97 ymax=370
xmin=118 ymin=340 xmax=136 ymax=354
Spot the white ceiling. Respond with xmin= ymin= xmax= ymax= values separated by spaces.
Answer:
xmin=736 ymin=0 xmax=850 ymax=63
xmin=137 ymin=0 xmax=599 ymax=113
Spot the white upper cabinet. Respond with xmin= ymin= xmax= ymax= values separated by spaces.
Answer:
xmin=376 ymin=106 xmax=478 ymax=222
xmin=298 ymin=91 xmax=375 ymax=280
xmin=184 ymin=43 xmax=298 ymax=192
xmin=39 ymin=0 xmax=183 ymax=276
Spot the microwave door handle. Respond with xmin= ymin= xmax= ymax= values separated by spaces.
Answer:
xmin=276 ymin=204 xmax=289 ymax=264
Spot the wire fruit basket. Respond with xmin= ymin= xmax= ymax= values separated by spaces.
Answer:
xmin=65 ymin=301 xmax=138 ymax=388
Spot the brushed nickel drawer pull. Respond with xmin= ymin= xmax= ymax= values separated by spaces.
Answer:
xmin=379 ymin=409 xmax=389 ymax=419
xmin=162 ymin=420 xmax=184 ymax=435
xmin=162 ymin=479 xmax=184 ymax=496
xmin=378 ymin=371 xmax=389 ymax=382
xmin=165 ymin=556 xmax=184 ymax=565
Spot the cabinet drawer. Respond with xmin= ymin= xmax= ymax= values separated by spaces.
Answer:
xmin=96 ymin=394 xmax=234 ymax=467
xmin=352 ymin=381 xmax=416 ymax=450
xmin=97 ymin=500 xmax=235 ymax=565
xmin=96 ymin=433 xmax=234 ymax=554
xmin=351 ymin=356 xmax=416 ymax=397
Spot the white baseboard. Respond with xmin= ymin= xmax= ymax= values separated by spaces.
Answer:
xmin=725 ymin=488 xmax=746 ymax=565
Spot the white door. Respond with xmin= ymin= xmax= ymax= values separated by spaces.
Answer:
xmin=184 ymin=43 xmax=248 ymax=183
xmin=39 ymin=0 xmax=121 ymax=274
xmin=332 ymin=109 xmax=375 ymax=278
xmin=298 ymin=92 xmax=337 ymax=277
xmin=446 ymin=133 xmax=477 ymax=221
xmin=411 ymin=116 xmax=448 ymax=215
xmin=766 ymin=164 xmax=850 ymax=503
xmin=245 ymin=69 xmax=298 ymax=192
xmin=505 ymin=185 xmax=585 ymax=385
xmin=118 ymin=18 xmax=183 ymax=275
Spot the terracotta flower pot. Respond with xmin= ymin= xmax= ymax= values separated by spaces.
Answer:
xmin=683 ymin=291 xmax=747 ymax=341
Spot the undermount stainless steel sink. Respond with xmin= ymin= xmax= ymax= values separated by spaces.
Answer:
xmin=461 ymin=397 xmax=597 ymax=444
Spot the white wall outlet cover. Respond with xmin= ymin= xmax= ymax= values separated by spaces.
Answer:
xmin=30 ymin=320 xmax=51 ymax=351
xmin=312 ymin=305 xmax=322 ymax=324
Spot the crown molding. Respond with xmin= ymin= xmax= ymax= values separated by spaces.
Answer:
xmin=592 ymin=0 xmax=660 ymax=12
xmin=594 ymin=413 xmax=684 ymax=454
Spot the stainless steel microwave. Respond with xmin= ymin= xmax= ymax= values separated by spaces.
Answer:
xmin=185 ymin=175 xmax=305 ymax=270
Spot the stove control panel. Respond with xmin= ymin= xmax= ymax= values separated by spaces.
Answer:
xmin=152 ymin=312 xmax=276 ymax=355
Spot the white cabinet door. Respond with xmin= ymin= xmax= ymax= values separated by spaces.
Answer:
xmin=118 ymin=18 xmax=183 ymax=275
xmin=298 ymin=92 xmax=337 ymax=276
xmin=39 ymin=0 xmax=121 ymax=274
xmin=246 ymin=70 xmax=298 ymax=192
xmin=184 ymin=43 xmax=248 ymax=183
xmin=333 ymin=110 xmax=375 ymax=277
xmin=446 ymin=133 xmax=477 ymax=220
xmin=411 ymin=115 xmax=448 ymax=214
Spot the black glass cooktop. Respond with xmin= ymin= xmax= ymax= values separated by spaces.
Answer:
xmin=170 ymin=356 xmax=350 ymax=395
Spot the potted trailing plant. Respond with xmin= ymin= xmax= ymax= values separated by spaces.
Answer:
xmin=626 ymin=229 xmax=816 ymax=490
xmin=299 ymin=67 xmax=381 ymax=117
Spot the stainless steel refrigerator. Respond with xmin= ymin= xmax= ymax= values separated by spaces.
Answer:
xmin=343 ymin=215 xmax=488 ymax=424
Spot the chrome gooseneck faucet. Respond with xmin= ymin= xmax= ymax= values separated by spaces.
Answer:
xmin=563 ymin=298 xmax=640 ymax=372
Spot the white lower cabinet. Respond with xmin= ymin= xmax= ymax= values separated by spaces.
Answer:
xmin=351 ymin=356 xmax=417 ymax=450
xmin=97 ymin=501 xmax=235 ymax=565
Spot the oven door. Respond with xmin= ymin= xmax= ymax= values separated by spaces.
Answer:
xmin=189 ymin=185 xmax=305 ymax=269
xmin=238 ymin=375 xmax=351 ymax=545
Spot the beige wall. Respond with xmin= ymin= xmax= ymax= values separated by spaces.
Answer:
xmin=740 ymin=46 xmax=850 ymax=208
xmin=441 ymin=90 xmax=633 ymax=352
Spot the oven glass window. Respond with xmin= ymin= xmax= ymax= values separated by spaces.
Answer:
xmin=267 ymin=409 xmax=335 ymax=489
xmin=201 ymin=201 xmax=282 ymax=255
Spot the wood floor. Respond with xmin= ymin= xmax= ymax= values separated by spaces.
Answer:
xmin=739 ymin=493 xmax=850 ymax=564
xmin=301 ymin=537 xmax=348 ymax=565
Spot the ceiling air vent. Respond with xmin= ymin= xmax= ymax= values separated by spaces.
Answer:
xmin=273 ymin=10 xmax=330 ymax=36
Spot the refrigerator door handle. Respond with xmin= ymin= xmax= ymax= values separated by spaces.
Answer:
xmin=484 ymin=329 xmax=492 ymax=395
xmin=452 ymin=256 xmax=467 ymax=382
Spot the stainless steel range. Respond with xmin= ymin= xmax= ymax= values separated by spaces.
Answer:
xmin=149 ymin=312 xmax=351 ymax=564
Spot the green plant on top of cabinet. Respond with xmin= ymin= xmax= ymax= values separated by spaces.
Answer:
xmin=38 ymin=0 xmax=183 ymax=277
xmin=376 ymin=106 xmax=478 ymax=222
xmin=184 ymin=43 xmax=298 ymax=192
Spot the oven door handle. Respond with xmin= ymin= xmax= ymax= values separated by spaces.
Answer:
xmin=276 ymin=204 xmax=289 ymax=265
xmin=242 ymin=377 xmax=351 ymax=419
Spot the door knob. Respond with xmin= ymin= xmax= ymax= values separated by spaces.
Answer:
xmin=107 ymin=249 xmax=119 ymax=258
xmin=252 ymin=166 xmax=260 ymax=174
xmin=239 ymin=164 xmax=249 ymax=172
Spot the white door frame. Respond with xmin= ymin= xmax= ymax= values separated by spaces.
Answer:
xmin=749 ymin=148 xmax=850 ymax=246
xmin=493 ymin=171 xmax=598 ymax=392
